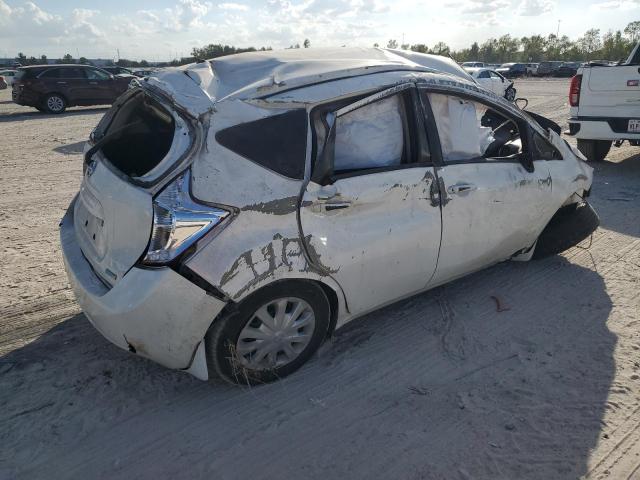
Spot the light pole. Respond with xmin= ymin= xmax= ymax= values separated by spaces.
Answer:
xmin=556 ymin=20 xmax=561 ymax=38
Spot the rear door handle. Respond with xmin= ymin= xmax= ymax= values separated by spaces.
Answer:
xmin=56 ymin=81 xmax=67 ymax=85
xmin=89 ymin=81 xmax=98 ymax=85
xmin=447 ymin=183 xmax=477 ymax=195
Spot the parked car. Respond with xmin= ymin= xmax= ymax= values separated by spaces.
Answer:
xmin=60 ymin=48 xmax=596 ymax=385
xmin=554 ymin=62 xmax=581 ymax=77
xmin=464 ymin=67 xmax=516 ymax=101
xmin=495 ymin=63 xmax=527 ymax=78
xmin=536 ymin=61 xmax=563 ymax=76
xmin=0 ymin=69 xmax=18 ymax=86
xmin=525 ymin=63 xmax=539 ymax=76
xmin=566 ymin=41 xmax=640 ymax=161
xmin=462 ymin=61 xmax=485 ymax=68
xmin=132 ymin=69 xmax=158 ymax=78
xmin=101 ymin=66 xmax=135 ymax=76
xmin=12 ymin=64 xmax=132 ymax=113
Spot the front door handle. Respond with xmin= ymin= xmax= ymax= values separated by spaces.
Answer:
xmin=447 ymin=183 xmax=477 ymax=195
xmin=324 ymin=201 xmax=351 ymax=211
xmin=56 ymin=81 xmax=67 ymax=85
xmin=89 ymin=81 xmax=98 ymax=85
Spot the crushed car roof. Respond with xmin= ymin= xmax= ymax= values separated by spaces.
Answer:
xmin=168 ymin=47 xmax=472 ymax=102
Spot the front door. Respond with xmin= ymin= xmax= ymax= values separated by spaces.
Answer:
xmin=420 ymin=89 xmax=552 ymax=285
xmin=299 ymin=85 xmax=442 ymax=315
xmin=84 ymin=68 xmax=118 ymax=103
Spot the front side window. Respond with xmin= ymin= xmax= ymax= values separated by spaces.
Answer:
xmin=477 ymin=71 xmax=490 ymax=79
xmin=532 ymin=132 xmax=562 ymax=160
xmin=86 ymin=69 xmax=110 ymax=80
xmin=426 ymin=93 xmax=523 ymax=163
xmin=333 ymin=94 xmax=406 ymax=172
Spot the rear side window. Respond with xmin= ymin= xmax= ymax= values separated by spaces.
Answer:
xmin=39 ymin=69 xmax=60 ymax=79
xmin=59 ymin=68 xmax=87 ymax=79
xmin=215 ymin=110 xmax=307 ymax=179
xmin=334 ymin=94 xmax=406 ymax=172
xmin=478 ymin=71 xmax=490 ymax=79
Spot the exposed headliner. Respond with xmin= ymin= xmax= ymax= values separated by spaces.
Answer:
xmin=176 ymin=47 xmax=474 ymax=102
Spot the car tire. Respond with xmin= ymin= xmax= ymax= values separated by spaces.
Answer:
xmin=505 ymin=87 xmax=516 ymax=102
xmin=43 ymin=94 xmax=66 ymax=114
xmin=532 ymin=202 xmax=599 ymax=260
xmin=205 ymin=280 xmax=331 ymax=385
xmin=577 ymin=139 xmax=612 ymax=162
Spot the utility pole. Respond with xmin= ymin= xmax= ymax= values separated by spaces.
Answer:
xmin=556 ymin=20 xmax=561 ymax=37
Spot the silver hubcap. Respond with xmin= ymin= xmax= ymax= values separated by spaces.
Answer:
xmin=235 ymin=297 xmax=316 ymax=370
xmin=47 ymin=96 xmax=63 ymax=112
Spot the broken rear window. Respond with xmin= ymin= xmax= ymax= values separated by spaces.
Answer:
xmin=215 ymin=109 xmax=307 ymax=180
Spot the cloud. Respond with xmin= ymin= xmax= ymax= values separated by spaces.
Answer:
xmin=219 ymin=2 xmax=249 ymax=11
xmin=460 ymin=0 xmax=510 ymax=14
xmin=518 ymin=0 xmax=555 ymax=15
xmin=590 ymin=0 xmax=639 ymax=9
xmin=164 ymin=0 xmax=213 ymax=31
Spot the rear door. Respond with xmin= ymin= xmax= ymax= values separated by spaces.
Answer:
xmin=419 ymin=89 xmax=553 ymax=285
xmin=299 ymin=84 xmax=442 ymax=315
xmin=56 ymin=67 xmax=94 ymax=103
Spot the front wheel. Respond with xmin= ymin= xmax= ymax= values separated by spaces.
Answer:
xmin=577 ymin=139 xmax=612 ymax=162
xmin=205 ymin=280 xmax=331 ymax=385
xmin=43 ymin=94 xmax=66 ymax=114
xmin=505 ymin=86 xmax=516 ymax=102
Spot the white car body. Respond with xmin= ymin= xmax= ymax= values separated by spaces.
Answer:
xmin=568 ymin=42 xmax=640 ymax=144
xmin=0 ymin=69 xmax=17 ymax=86
xmin=60 ymin=47 xmax=594 ymax=382
xmin=464 ymin=67 xmax=514 ymax=99
xmin=462 ymin=62 xmax=485 ymax=68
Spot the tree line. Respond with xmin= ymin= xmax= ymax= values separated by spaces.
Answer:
xmin=388 ymin=22 xmax=639 ymax=63
xmin=7 ymin=22 xmax=638 ymax=69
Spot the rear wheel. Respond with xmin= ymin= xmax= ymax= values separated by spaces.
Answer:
xmin=44 ymin=94 xmax=66 ymax=114
xmin=532 ymin=202 xmax=599 ymax=259
xmin=577 ymin=139 xmax=612 ymax=162
xmin=205 ymin=280 xmax=330 ymax=385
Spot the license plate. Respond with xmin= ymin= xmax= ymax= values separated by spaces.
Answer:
xmin=629 ymin=119 xmax=640 ymax=133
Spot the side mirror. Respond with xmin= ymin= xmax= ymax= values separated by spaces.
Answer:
xmin=109 ymin=74 xmax=115 ymax=80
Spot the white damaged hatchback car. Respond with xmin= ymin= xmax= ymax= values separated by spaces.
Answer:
xmin=60 ymin=48 xmax=597 ymax=384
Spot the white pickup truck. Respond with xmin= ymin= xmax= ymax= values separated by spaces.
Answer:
xmin=567 ymin=42 xmax=640 ymax=161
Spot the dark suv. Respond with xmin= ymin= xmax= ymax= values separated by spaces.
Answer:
xmin=12 ymin=65 xmax=133 ymax=113
xmin=495 ymin=63 xmax=527 ymax=78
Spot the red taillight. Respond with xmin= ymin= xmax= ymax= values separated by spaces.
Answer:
xmin=569 ymin=74 xmax=582 ymax=107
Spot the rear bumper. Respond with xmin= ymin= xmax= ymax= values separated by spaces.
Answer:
xmin=567 ymin=116 xmax=640 ymax=141
xmin=12 ymin=88 xmax=39 ymax=106
xmin=60 ymin=199 xmax=226 ymax=375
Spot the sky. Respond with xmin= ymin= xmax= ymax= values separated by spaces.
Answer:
xmin=0 ymin=0 xmax=637 ymax=61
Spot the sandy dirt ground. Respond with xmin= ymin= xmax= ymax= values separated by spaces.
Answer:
xmin=1 ymin=79 xmax=639 ymax=480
